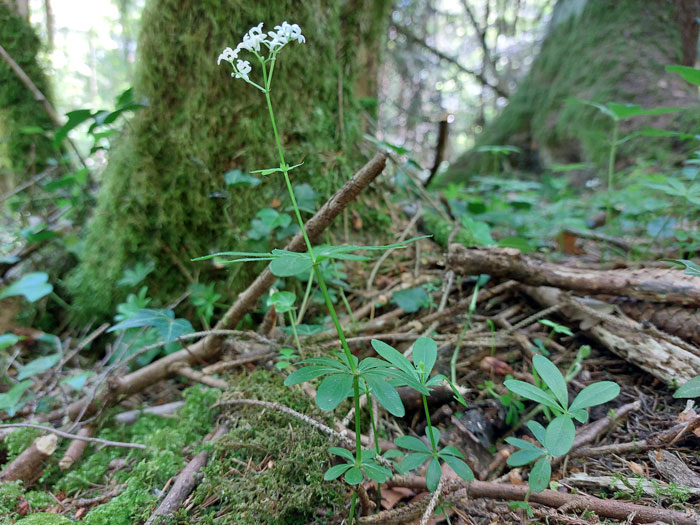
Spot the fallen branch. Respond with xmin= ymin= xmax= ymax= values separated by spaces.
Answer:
xmin=570 ymin=415 xmax=700 ymax=458
xmin=0 ymin=423 xmax=146 ymax=449
xmin=0 ymin=434 xmax=57 ymax=486
xmin=144 ymin=425 xmax=228 ymax=525
xmin=563 ymin=472 xmax=700 ymax=498
xmin=114 ymin=401 xmax=184 ymax=425
xmin=381 ymin=477 xmax=700 ymax=524
xmin=169 ymin=363 xmax=228 ymax=389
xmin=59 ymin=426 xmax=94 ymax=470
xmin=448 ymin=244 xmax=700 ymax=306
xmin=525 ymin=285 xmax=700 ymax=384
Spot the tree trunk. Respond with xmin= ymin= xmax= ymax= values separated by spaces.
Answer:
xmin=70 ymin=0 xmax=392 ymax=321
xmin=438 ymin=0 xmax=700 ymax=184
xmin=0 ymin=0 xmax=55 ymax=190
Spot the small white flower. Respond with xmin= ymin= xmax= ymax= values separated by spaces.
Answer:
xmin=267 ymin=31 xmax=287 ymax=50
xmin=235 ymin=59 xmax=251 ymax=80
xmin=217 ymin=46 xmax=238 ymax=65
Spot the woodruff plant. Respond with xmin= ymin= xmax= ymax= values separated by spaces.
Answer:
xmin=198 ymin=22 xmax=472 ymax=521
xmin=504 ymin=354 xmax=620 ymax=494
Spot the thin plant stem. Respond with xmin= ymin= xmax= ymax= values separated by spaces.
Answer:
xmin=349 ymin=491 xmax=358 ymax=524
xmin=288 ymin=310 xmax=303 ymax=358
xmin=261 ymin=49 xmax=364 ymax=508
xmin=422 ymin=394 xmax=438 ymax=453
xmin=262 ymin=59 xmax=315 ymax=260
xmin=606 ymin=121 xmax=619 ymax=228
xmin=353 ymin=374 xmax=362 ymax=465
xmin=366 ymin=389 xmax=383 ymax=504
xmin=295 ymin=268 xmax=315 ymax=324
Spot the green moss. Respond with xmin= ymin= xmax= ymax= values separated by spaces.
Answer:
xmin=2 ymin=427 xmax=43 ymax=463
xmin=69 ymin=0 xmax=391 ymax=322
xmin=439 ymin=0 xmax=700 ymax=184
xmin=184 ymin=370 xmax=345 ymax=524
xmin=0 ymin=481 xmax=23 ymax=516
xmin=0 ymin=4 xmax=55 ymax=184
xmin=42 ymin=386 xmax=217 ymax=524
xmin=15 ymin=514 xmax=73 ymax=525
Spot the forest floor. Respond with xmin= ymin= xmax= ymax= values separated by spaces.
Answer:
xmin=1 ymin=152 xmax=700 ymax=525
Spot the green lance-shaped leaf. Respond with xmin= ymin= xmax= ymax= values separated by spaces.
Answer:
xmin=316 ymin=373 xmax=353 ymax=411
xmin=269 ymin=251 xmax=314 ymax=277
xmin=532 ymin=354 xmax=569 ymax=409
xmin=283 ymin=366 xmax=337 ymax=386
xmin=504 ymin=438 xmax=546 ymax=467
xmin=504 ymin=379 xmax=563 ymax=412
xmin=544 ymin=415 xmax=575 ymax=457
xmin=674 ymin=376 xmax=700 ymax=398
xmin=528 ymin=457 xmax=552 ymax=493
xmin=107 ymin=309 xmax=193 ymax=343
xmin=363 ymin=372 xmax=405 ymax=417
xmin=344 ymin=466 xmax=364 ymax=485
xmin=267 ymin=291 xmax=296 ymax=313
xmin=0 ymin=380 xmax=34 ymax=414
xmin=400 ymin=452 xmax=431 ymax=472
xmin=426 ymin=458 xmax=442 ymax=492
xmin=412 ymin=337 xmax=437 ymax=377
xmin=395 ymin=435 xmax=430 ymax=453
xmin=441 ymin=454 xmax=474 ymax=481
xmin=526 ymin=421 xmax=547 ymax=448
xmin=371 ymin=339 xmax=419 ymax=382
xmin=17 ymin=354 xmax=61 ymax=381
xmin=667 ymin=65 xmax=700 ymax=86
xmin=569 ymin=381 xmax=620 ymax=411
xmin=324 ymin=463 xmax=352 ymax=481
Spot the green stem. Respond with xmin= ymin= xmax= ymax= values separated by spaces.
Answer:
xmin=262 ymin=60 xmax=315 ymax=260
xmin=261 ymin=54 xmax=363 ymax=489
xmin=353 ymin=375 xmax=362 ymax=463
xmin=366 ymin=386 xmax=382 ymax=505
xmin=422 ymin=394 xmax=438 ymax=453
xmin=606 ymin=121 xmax=619 ymax=228
xmin=288 ymin=310 xmax=303 ymax=358
xmin=348 ymin=491 xmax=358 ymax=524
xmin=295 ymin=268 xmax=315 ymax=324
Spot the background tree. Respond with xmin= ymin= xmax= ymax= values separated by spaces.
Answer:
xmin=438 ymin=0 xmax=700 ymax=184
xmin=69 ymin=0 xmax=392 ymax=321
xmin=0 ymin=0 xmax=56 ymax=191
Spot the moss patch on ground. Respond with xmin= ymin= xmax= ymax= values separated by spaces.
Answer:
xmin=183 ymin=370 xmax=345 ymax=524
xmin=0 ymin=387 xmax=218 ymax=524
xmin=438 ymin=0 xmax=700 ymax=185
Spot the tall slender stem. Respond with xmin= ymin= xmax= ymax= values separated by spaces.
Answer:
xmin=261 ymin=58 xmax=361 ymax=465
xmin=262 ymin=60 xmax=315 ymax=259
xmin=606 ymin=121 xmax=619 ymax=228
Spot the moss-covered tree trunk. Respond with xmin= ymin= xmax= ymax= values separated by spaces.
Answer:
xmin=0 ymin=0 xmax=55 ymax=191
xmin=438 ymin=0 xmax=700 ymax=184
xmin=70 ymin=0 xmax=391 ymax=320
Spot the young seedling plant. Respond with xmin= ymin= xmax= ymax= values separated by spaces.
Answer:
xmin=504 ymin=355 xmax=620 ymax=497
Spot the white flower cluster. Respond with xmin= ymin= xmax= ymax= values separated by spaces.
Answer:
xmin=217 ymin=21 xmax=305 ymax=82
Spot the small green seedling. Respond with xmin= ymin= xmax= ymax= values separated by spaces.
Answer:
xmin=505 ymin=354 xmax=620 ymax=493
xmin=539 ymin=319 xmax=574 ymax=338
xmin=275 ymin=348 xmax=297 ymax=371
